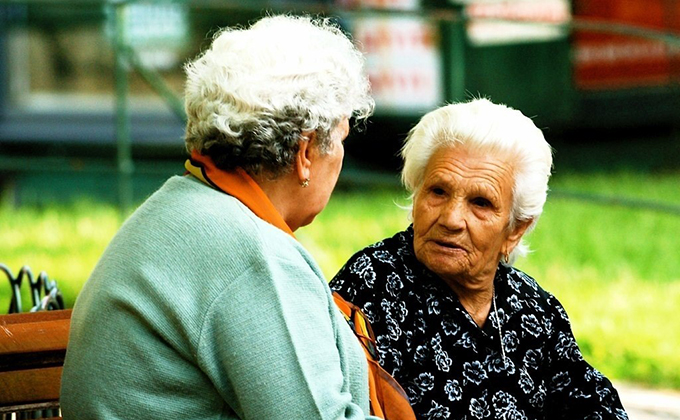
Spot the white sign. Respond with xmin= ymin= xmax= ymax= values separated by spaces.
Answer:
xmin=124 ymin=3 xmax=188 ymax=48
xmin=351 ymin=16 xmax=443 ymax=113
xmin=460 ymin=0 xmax=571 ymax=45
xmin=107 ymin=2 xmax=189 ymax=70
xmin=335 ymin=0 xmax=420 ymax=10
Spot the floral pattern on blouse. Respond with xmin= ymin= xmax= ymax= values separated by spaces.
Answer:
xmin=330 ymin=226 xmax=628 ymax=420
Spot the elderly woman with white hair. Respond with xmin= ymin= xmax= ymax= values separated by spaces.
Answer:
xmin=60 ymin=15 xmax=398 ymax=420
xmin=331 ymin=99 xmax=628 ymax=420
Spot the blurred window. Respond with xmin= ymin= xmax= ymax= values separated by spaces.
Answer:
xmin=4 ymin=3 xmax=191 ymax=114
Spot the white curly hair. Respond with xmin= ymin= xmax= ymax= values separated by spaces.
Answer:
xmin=401 ymin=98 xmax=554 ymax=264
xmin=184 ymin=14 xmax=374 ymax=176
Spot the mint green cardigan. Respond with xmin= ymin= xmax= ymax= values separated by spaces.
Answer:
xmin=61 ymin=175 xmax=379 ymax=420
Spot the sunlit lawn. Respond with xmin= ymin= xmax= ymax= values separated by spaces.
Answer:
xmin=1 ymin=170 xmax=679 ymax=389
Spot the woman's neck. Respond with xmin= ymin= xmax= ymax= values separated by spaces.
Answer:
xmin=447 ymin=280 xmax=494 ymax=327
xmin=252 ymin=171 xmax=305 ymax=232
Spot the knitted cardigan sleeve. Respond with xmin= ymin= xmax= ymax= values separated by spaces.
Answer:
xmin=195 ymin=240 xmax=380 ymax=420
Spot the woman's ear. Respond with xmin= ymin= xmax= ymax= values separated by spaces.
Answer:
xmin=294 ymin=131 xmax=316 ymax=184
xmin=504 ymin=218 xmax=533 ymax=254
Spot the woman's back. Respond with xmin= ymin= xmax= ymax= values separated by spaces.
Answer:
xmin=61 ymin=176 xmax=371 ymax=419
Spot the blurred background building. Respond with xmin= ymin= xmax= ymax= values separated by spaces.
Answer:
xmin=0 ymin=0 xmax=678 ymax=209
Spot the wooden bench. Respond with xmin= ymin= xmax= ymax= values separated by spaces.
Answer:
xmin=0 ymin=309 xmax=71 ymax=419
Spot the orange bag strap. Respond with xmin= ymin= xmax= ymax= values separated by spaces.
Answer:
xmin=333 ymin=292 xmax=416 ymax=420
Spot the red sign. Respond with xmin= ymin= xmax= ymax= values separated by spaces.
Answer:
xmin=573 ymin=0 xmax=680 ymax=90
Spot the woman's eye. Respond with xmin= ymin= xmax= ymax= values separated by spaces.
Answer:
xmin=472 ymin=197 xmax=492 ymax=208
xmin=432 ymin=187 xmax=445 ymax=196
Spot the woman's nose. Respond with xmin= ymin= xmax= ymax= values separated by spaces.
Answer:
xmin=438 ymin=199 xmax=466 ymax=231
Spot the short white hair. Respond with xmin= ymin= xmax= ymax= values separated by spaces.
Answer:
xmin=184 ymin=15 xmax=374 ymax=176
xmin=401 ymin=98 xmax=553 ymax=264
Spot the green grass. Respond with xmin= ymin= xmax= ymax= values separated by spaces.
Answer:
xmin=1 ymin=171 xmax=679 ymax=389
xmin=0 ymin=201 xmax=120 ymax=310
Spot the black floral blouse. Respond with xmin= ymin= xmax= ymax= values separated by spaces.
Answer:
xmin=330 ymin=226 xmax=628 ymax=420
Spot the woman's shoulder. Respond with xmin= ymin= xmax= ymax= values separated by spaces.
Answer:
xmin=333 ymin=226 xmax=411 ymax=275
xmin=330 ymin=226 xmax=418 ymax=303
xmin=501 ymin=265 xmax=569 ymax=319
xmin=156 ymin=176 xmax=297 ymax=241
xmin=344 ymin=226 xmax=414 ymax=265
xmin=502 ymin=266 xmax=546 ymax=295
xmin=119 ymin=175 xmax=315 ymax=279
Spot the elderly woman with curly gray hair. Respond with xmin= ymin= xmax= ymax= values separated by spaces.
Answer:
xmin=331 ymin=99 xmax=629 ymax=420
xmin=60 ymin=15 xmax=392 ymax=420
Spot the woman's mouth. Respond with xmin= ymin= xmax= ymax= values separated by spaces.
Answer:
xmin=433 ymin=239 xmax=466 ymax=252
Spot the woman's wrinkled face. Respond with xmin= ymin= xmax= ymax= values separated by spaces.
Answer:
xmin=412 ymin=146 xmax=521 ymax=290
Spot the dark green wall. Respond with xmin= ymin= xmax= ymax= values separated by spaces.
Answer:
xmin=464 ymin=39 xmax=575 ymax=129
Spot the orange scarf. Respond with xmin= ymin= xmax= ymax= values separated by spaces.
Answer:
xmin=184 ymin=152 xmax=415 ymax=420
xmin=184 ymin=151 xmax=294 ymax=237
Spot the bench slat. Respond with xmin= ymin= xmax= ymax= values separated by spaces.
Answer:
xmin=0 ymin=309 xmax=71 ymax=418
xmin=0 ymin=310 xmax=71 ymax=325
xmin=0 ymin=366 xmax=62 ymax=405
xmin=0 ymin=317 xmax=71 ymax=356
